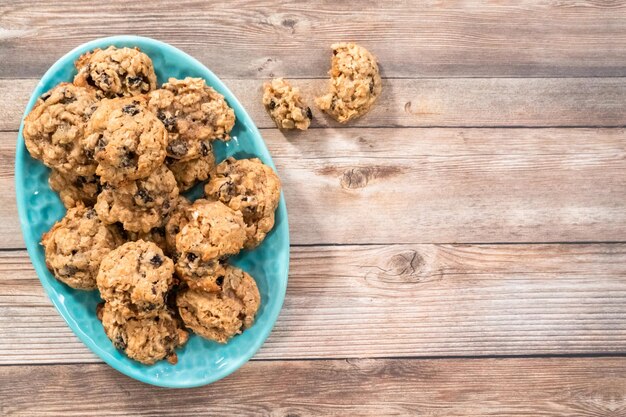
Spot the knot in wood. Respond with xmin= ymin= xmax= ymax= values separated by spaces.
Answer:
xmin=368 ymin=250 xmax=425 ymax=285
xmin=386 ymin=250 xmax=423 ymax=279
xmin=341 ymin=167 xmax=370 ymax=189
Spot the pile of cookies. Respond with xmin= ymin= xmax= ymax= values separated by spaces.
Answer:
xmin=24 ymin=45 xmax=282 ymax=365
xmin=262 ymin=42 xmax=382 ymax=130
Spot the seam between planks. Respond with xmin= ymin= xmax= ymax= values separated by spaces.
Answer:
xmin=3 ymin=76 xmax=626 ymax=80
xmin=4 ymin=241 xmax=626 ymax=253
xmin=4 ymin=126 xmax=626 ymax=134
xmin=3 ymin=352 xmax=626 ymax=368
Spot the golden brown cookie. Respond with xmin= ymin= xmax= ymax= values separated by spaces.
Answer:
xmin=74 ymin=46 xmax=157 ymax=98
xmin=166 ymin=151 xmax=215 ymax=192
xmin=176 ymin=265 xmax=260 ymax=343
xmin=204 ymin=157 xmax=281 ymax=248
xmin=23 ymin=83 xmax=98 ymax=176
xmin=96 ymin=240 xmax=175 ymax=316
xmin=48 ymin=169 xmax=101 ymax=208
xmin=146 ymin=77 xmax=235 ymax=161
xmin=164 ymin=196 xmax=191 ymax=258
xmin=42 ymin=206 xmax=122 ymax=290
xmin=99 ymin=303 xmax=188 ymax=365
xmin=175 ymin=199 xmax=247 ymax=269
xmin=262 ymin=78 xmax=312 ymax=130
xmin=83 ymin=96 xmax=167 ymax=185
xmin=315 ymin=42 xmax=382 ymax=123
xmin=95 ymin=165 xmax=179 ymax=233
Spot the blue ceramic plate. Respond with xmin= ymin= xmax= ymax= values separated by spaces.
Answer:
xmin=15 ymin=36 xmax=289 ymax=388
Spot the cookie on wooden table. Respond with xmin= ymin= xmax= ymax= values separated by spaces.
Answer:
xmin=262 ymin=77 xmax=312 ymax=130
xmin=316 ymin=42 xmax=382 ymax=123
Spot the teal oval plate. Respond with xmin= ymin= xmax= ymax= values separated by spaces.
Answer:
xmin=15 ymin=36 xmax=289 ymax=388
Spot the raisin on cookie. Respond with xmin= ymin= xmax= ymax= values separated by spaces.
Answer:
xmin=146 ymin=77 xmax=235 ymax=161
xmin=99 ymin=302 xmax=188 ymax=365
xmin=23 ymin=83 xmax=98 ymax=176
xmin=95 ymin=165 xmax=179 ymax=233
xmin=315 ymin=42 xmax=382 ymax=123
xmin=262 ymin=78 xmax=312 ymax=130
xmin=176 ymin=265 xmax=260 ymax=343
xmin=204 ymin=157 xmax=281 ymax=248
xmin=42 ymin=206 xmax=122 ymax=290
xmin=49 ymin=169 xmax=101 ymax=209
xmin=96 ymin=240 xmax=175 ymax=317
xmin=74 ymin=46 xmax=157 ymax=98
xmin=83 ymin=96 xmax=167 ymax=185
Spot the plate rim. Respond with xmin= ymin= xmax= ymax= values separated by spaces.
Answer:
xmin=15 ymin=35 xmax=290 ymax=388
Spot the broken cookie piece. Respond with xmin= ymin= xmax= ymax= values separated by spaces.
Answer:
xmin=315 ymin=42 xmax=382 ymax=123
xmin=262 ymin=78 xmax=312 ymax=130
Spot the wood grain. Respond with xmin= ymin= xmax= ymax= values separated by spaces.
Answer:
xmin=3 ymin=2 xmax=626 ymax=414
xmin=2 ymin=1 xmax=626 ymax=78
xmin=3 ymin=128 xmax=626 ymax=248
xmin=0 ymin=134 xmax=18 ymax=248
xmin=2 ymin=244 xmax=626 ymax=364
xmin=2 ymin=358 xmax=626 ymax=416
xmin=2 ymin=78 xmax=626 ymax=131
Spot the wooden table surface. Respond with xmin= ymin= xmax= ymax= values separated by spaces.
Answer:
xmin=1 ymin=1 xmax=626 ymax=415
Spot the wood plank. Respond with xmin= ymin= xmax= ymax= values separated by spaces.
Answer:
xmin=2 ymin=1 xmax=626 ymax=78
xmin=2 ymin=78 xmax=626 ymax=131
xmin=3 ymin=128 xmax=626 ymax=248
xmin=2 ymin=244 xmax=626 ymax=364
xmin=0 ymin=133 xmax=18 ymax=248
xmin=2 ymin=358 xmax=626 ymax=416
